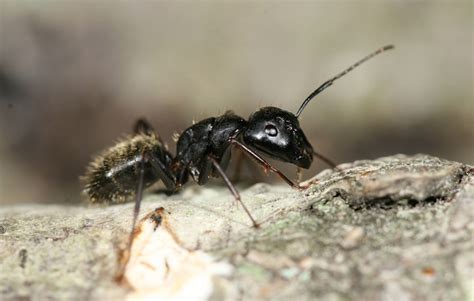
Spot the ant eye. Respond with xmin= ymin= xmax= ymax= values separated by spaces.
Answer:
xmin=264 ymin=124 xmax=278 ymax=137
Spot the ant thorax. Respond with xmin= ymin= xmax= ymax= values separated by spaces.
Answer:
xmin=174 ymin=111 xmax=247 ymax=184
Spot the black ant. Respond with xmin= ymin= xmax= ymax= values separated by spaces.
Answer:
xmin=83 ymin=45 xmax=394 ymax=249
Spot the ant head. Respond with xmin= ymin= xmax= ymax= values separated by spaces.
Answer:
xmin=243 ymin=107 xmax=313 ymax=168
xmin=243 ymin=45 xmax=394 ymax=169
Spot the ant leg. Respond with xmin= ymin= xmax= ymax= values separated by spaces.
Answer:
xmin=124 ymin=151 xmax=177 ymax=270
xmin=133 ymin=118 xmax=166 ymax=145
xmin=124 ymin=118 xmax=166 ymax=258
xmin=131 ymin=154 xmax=146 ymax=233
xmin=313 ymin=150 xmax=338 ymax=169
xmin=131 ymin=151 xmax=176 ymax=235
xmin=231 ymin=149 xmax=245 ymax=182
xmin=147 ymin=154 xmax=177 ymax=191
xmin=133 ymin=118 xmax=175 ymax=188
xmin=313 ymin=150 xmax=342 ymax=173
xmin=230 ymin=139 xmax=298 ymax=189
xmin=124 ymin=151 xmax=147 ymax=263
xmin=209 ymin=156 xmax=259 ymax=228
xmin=296 ymin=167 xmax=303 ymax=185
xmin=232 ymin=148 xmax=263 ymax=183
xmin=133 ymin=118 xmax=155 ymax=135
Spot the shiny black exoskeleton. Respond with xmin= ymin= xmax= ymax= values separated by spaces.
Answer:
xmin=173 ymin=107 xmax=313 ymax=188
xmin=83 ymin=45 xmax=394 ymax=233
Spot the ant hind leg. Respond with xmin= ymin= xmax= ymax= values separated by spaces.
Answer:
xmin=119 ymin=149 xmax=178 ymax=279
xmin=133 ymin=118 xmax=156 ymax=136
xmin=117 ymin=150 xmax=147 ymax=281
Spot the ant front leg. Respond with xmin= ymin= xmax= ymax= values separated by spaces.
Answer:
xmin=296 ymin=167 xmax=303 ymax=185
xmin=231 ymin=148 xmax=262 ymax=183
xmin=208 ymin=156 xmax=259 ymax=228
xmin=231 ymin=149 xmax=245 ymax=182
xmin=296 ymin=151 xmax=340 ymax=190
xmin=230 ymin=139 xmax=301 ymax=190
xmin=313 ymin=150 xmax=339 ymax=170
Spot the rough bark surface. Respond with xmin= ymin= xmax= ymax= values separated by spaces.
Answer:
xmin=1 ymin=154 xmax=473 ymax=300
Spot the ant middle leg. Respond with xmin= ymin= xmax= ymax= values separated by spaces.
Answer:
xmin=209 ymin=156 xmax=259 ymax=228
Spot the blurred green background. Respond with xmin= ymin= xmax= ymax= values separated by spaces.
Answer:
xmin=0 ymin=1 xmax=472 ymax=205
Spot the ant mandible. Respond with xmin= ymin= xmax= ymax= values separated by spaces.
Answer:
xmin=83 ymin=45 xmax=394 ymax=244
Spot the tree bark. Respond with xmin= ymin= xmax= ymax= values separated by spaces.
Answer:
xmin=1 ymin=154 xmax=472 ymax=300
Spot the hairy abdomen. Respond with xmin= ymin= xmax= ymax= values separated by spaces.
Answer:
xmin=82 ymin=134 xmax=168 ymax=203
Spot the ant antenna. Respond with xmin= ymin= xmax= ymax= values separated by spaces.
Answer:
xmin=295 ymin=45 xmax=394 ymax=118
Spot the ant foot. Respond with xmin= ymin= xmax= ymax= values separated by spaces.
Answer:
xmin=297 ymin=179 xmax=319 ymax=190
xmin=233 ymin=199 xmax=240 ymax=207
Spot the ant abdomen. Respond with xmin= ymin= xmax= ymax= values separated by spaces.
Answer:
xmin=83 ymin=133 xmax=173 ymax=204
